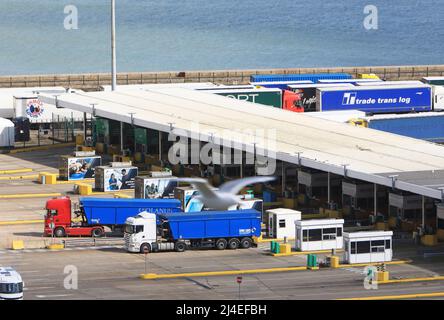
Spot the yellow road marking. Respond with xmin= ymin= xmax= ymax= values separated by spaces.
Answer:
xmin=141 ymin=266 xmax=308 ymax=280
xmin=339 ymin=292 xmax=444 ymax=300
xmin=0 ymin=168 xmax=33 ymax=174
xmin=8 ymin=142 xmax=75 ymax=154
xmin=0 ymin=219 xmax=44 ymax=225
xmin=336 ymin=260 xmax=411 ymax=268
xmin=55 ymin=178 xmax=94 ymax=184
xmin=0 ymin=174 xmax=39 ymax=180
xmin=271 ymin=249 xmax=344 ymax=257
xmin=378 ymin=276 xmax=444 ymax=285
xmin=257 ymin=237 xmax=296 ymax=243
xmin=0 ymin=193 xmax=62 ymax=199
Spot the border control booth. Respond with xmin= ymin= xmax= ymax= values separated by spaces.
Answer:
xmin=295 ymin=219 xmax=344 ymax=251
xmin=343 ymin=231 xmax=393 ymax=264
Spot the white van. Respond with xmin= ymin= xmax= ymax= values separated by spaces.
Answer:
xmin=0 ymin=267 xmax=24 ymax=300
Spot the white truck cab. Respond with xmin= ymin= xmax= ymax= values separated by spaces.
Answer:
xmin=124 ymin=212 xmax=157 ymax=253
xmin=0 ymin=267 xmax=24 ymax=300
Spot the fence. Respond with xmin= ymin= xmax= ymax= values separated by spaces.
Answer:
xmin=16 ymin=116 xmax=87 ymax=149
xmin=1 ymin=65 xmax=444 ymax=91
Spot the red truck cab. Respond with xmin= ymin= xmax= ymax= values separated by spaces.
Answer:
xmin=44 ymin=196 xmax=104 ymax=238
xmin=283 ymin=90 xmax=304 ymax=112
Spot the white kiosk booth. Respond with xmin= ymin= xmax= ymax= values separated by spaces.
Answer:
xmin=295 ymin=219 xmax=344 ymax=251
xmin=267 ymin=208 xmax=301 ymax=239
xmin=343 ymin=231 xmax=393 ymax=264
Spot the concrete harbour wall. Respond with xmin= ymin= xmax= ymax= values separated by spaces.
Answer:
xmin=1 ymin=64 xmax=443 ymax=91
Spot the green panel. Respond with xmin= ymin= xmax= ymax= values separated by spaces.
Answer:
xmin=216 ymin=90 xmax=282 ymax=108
xmin=429 ymin=80 xmax=444 ymax=85
xmin=95 ymin=118 xmax=109 ymax=135
xmin=134 ymin=127 xmax=147 ymax=145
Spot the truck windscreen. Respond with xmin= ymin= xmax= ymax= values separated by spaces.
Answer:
xmin=124 ymin=224 xmax=135 ymax=234
xmin=0 ymin=282 xmax=23 ymax=294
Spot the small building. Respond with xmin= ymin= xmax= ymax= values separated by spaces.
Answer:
xmin=267 ymin=208 xmax=301 ymax=239
xmin=343 ymin=231 xmax=393 ymax=264
xmin=295 ymin=219 xmax=344 ymax=251
xmin=0 ymin=118 xmax=14 ymax=147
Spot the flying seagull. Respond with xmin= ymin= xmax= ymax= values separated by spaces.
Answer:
xmin=177 ymin=176 xmax=276 ymax=211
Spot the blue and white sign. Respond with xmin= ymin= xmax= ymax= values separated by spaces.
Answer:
xmin=317 ymin=86 xmax=432 ymax=113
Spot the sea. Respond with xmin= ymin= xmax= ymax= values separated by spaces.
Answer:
xmin=0 ymin=0 xmax=442 ymax=75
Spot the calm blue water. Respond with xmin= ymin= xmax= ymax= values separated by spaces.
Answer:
xmin=0 ymin=0 xmax=442 ymax=75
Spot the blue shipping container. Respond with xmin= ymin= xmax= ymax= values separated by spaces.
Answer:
xmin=317 ymin=86 xmax=432 ymax=114
xmin=250 ymin=73 xmax=352 ymax=83
xmin=81 ymin=198 xmax=182 ymax=225
xmin=161 ymin=209 xmax=262 ymax=240
xmin=367 ymin=115 xmax=444 ymax=143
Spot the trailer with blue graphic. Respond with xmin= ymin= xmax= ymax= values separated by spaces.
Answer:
xmin=316 ymin=85 xmax=433 ymax=114
xmin=124 ymin=209 xmax=262 ymax=253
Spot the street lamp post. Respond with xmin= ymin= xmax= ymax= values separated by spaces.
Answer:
xmin=111 ymin=0 xmax=117 ymax=91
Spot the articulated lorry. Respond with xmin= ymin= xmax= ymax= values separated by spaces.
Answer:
xmin=44 ymin=197 xmax=181 ymax=237
xmin=124 ymin=209 xmax=261 ymax=253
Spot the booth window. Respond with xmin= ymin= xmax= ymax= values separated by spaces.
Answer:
xmin=303 ymin=230 xmax=309 ymax=241
xmin=371 ymin=240 xmax=385 ymax=253
xmin=336 ymin=228 xmax=342 ymax=237
xmin=351 ymin=242 xmax=356 ymax=254
xmin=322 ymin=228 xmax=337 ymax=240
xmin=279 ymin=220 xmax=286 ymax=228
xmin=357 ymin=241 xmax=370 ymax=254
xmin=308 ymin=229 xmax=322 ymax=241
xmin=385 ymin=240 xmax=391 ymax=249
xmin=438 ymin=218 xmax=444 ymax=230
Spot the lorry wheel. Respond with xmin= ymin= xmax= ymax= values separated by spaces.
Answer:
xmin=228 ymin=238 xmax=240 ymax=250
xmin=140 ymin=243 xmax=151 ymax=254
xmin=175 ymin=242 xmax=186 ymax=252
xmin=240 ymin=237 xmax=252 ymax=249
xmin=54 ymin=227 xmax=65 ymax=238
xmin=91 ymin=228 xmax=104 ymax=238
xmin=215 ymin=239 xmax=227 ymax=250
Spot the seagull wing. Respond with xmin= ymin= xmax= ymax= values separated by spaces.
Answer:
xmin=176 ymin=178 xmax=218 ymax=198
xmin=219 ymin=176 xmax=276 ymax=195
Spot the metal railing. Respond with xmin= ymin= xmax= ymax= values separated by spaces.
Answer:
xmin=63 ymin=237 xmax=124 ymax=248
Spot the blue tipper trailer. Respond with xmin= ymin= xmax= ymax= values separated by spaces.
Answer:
xmin=161 ymin=209 xmax=262 ymax=242
xmin=250 ymin=73 xmax=352 ymax=83
xmin=316 ymin=85 xmax=433 ymax=114
xmin=81 ymin=197 xmax=182 ymax=226
xmin=364 ymin=113 xmax=444 ymax=143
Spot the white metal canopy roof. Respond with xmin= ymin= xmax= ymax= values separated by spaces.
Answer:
xmin=39 ymin=87 xmax=444 ymax=200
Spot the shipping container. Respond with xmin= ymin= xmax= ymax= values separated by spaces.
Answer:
xmin=288 ymin=83 xmax=354 ymax=112
xmin=316 ymin=85 xmax=433 ymax=114
xmin=433 ymin=85 xmax=444 ymax=110
xmin=358 ymin=112 xmax=444 ymax=143
xmin=422 ymin=77 xmax=444 ymax=86
xmin=205 ymin=88 xmax=283 ymax=108
xmin=250 ymin=73 xmax=352 ymax=83
xmin=355 ymin=81 xmax=425 ymax=86
xmin=317 ymin=79 xmax=382 ymax=85
xmin=197 ymin=85 xmax=255 ymax=91
xmin=250 ymin=80 xmax=312 ymax=90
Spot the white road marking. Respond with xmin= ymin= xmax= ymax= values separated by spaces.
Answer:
xmin=35 ymin=294 xmax=73 ymax=299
